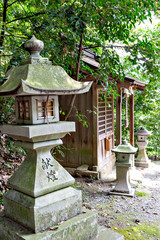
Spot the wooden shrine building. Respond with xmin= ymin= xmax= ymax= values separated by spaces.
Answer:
xmin=57 ymin=49 xmax=146 ymax=179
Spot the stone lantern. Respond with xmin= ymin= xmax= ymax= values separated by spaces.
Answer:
xmin=0 ymin=36 xmax=98 ymax=239
xmin=110 ymin=139 xmax=137 ymax=197
xmin=135 ymin=127 xmax=151 ymax=168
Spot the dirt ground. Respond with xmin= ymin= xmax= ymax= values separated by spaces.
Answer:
xmin=75 ymin=161 xmax=160 ymax=240
xmin=1 ymin=156 xmax=160 ymax=240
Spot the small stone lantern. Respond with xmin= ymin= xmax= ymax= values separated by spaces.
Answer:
xmin=110 ymin=139 xmax=137 ymax=197
xmin=135 ymin=127 xmax=151 ymax=168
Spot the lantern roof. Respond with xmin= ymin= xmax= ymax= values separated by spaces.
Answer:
xmin=112 ymin=139 xmax=137 ymax=154
xmin=0 ymin=36 xmax=92 ymax=96
xmin=135 ymin=127 xmax=151 ymax=136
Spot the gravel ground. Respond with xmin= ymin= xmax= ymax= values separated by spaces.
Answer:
xmin=1 ymin=153 xmax=160 ymax=239
xmin=75 ymin=161 xmax=160 ymax=238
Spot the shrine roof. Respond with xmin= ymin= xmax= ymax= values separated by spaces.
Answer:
xmin=82 ymin=49 xmax=146 ymax=91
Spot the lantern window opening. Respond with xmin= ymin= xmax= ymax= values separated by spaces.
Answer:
xmin=36 ymin=99 xmax=55 ymax=120
xmin=17 ymin=100 xmax=30 ymax=120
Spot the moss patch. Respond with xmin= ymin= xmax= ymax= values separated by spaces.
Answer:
xmin=136 ymin=191 xmax=148 ymax=197
xmin=113 ymin=222 xmax=160 ymax=240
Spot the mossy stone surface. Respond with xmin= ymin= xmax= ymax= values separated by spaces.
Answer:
xmin=0 ymin=209 xmax=97 ymax=240
xmin=0 ymin=64 xmax=92 ymax=96
xmin=4 ymin=187 xmax=82 ymax=233
xmin=0 ymin=210 xmax=124 ymax=240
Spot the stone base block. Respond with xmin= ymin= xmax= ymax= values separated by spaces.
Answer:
xmin=4 ymin=187 xmax=82 ymax=233
xmin=109 ymin=188 xmax=135 ymax=197
xmin=135 ymin=161 xmax=150 ymax=168
xmin=0 ymin=210 xmax=124 ymax=240
xmin=114 ymin=166 xmax=132 ymax=194
xmin=0 ymin=209 xmax=97 ymax=240
xmin=96 ymin=226 xmax=124 ymax=240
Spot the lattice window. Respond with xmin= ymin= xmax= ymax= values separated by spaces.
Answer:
xmin=97 ymin=89 xmax=113 ymax=138
xmin=24 ymin=101 xmax=30 ymax=120
xmin=37 ymin=100 xmax=55 ymax=120
xmin=17 ymin=100 xmax=30 ymax=120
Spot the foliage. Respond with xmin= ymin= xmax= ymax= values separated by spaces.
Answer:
xmin=0 ymin=134 xmax=26 ymax=159
xmin=0 ymin=1 xmax=157 ymax=83
xmin=76 ymin=109 xmax=89 ymax=128
xmin=0 ymin=0 xmax=159 ymax=156
xmin=120 ymin=17 xmax=160 ymax=157
xmin=0 ymin=97 xmax=15 ymax=124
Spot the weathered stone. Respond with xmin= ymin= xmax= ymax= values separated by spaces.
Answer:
xmin=95 ymin=226 xmax=124 ymax=240
xmin=135 ymin=141 xmax=150 ymax=168
xmin=0 ymin=64 xmax=92 ymax=96
xmin=110 ymin=140 xmax=136 ymax=197
xmin=4 ymin=187 xmax=82 ymax=233
xmin=135 ymin=127 xmax=151 ymax=168
xmin=77 ymin=164 xmax=89 ymax=171
xmin=0 ymin=122 xmax=76 ymax=142
xmin=0 ymin=210 xmax=124 ymax=240
xmin=112 ymin=166 xmax=132 ymax=194
xmin=15 ymin=95 xmax=59 ymax=125
xmin=0 ymin=209 xmax=97 ymax=240
xmin=8 ymin=139 xmax=75 ymax=197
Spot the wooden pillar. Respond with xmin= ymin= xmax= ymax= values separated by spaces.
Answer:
xmin=129 ymin=93 xmax=134 ymax=146
xmin=116 ymin=88 xmax=122 ymax=146
xmin=124 ymin=94 xmax=128 ymax=128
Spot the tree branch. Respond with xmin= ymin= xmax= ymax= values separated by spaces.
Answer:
xmin=7 ymin=0 xmax=21 ymax=8
xmin=82 ymin=45 xmax=101 ymax=50
xmin=65 ymin=32 xmax=84 ymax=121
xmin=6 ymin=10 xmax=46 ymax=24
xmin=83 ymin=45 xmax=133 ymax=50
xmin=105 ymin=44 xmax=132 ymax=49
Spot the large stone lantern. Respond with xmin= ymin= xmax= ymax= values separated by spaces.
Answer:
xmin=0 ymin=36 xmax=97 ymax=239
xmin=110 ymin=139 xmax=137 ymax=197
xmin=135 ymin=127 xmax=151 ymax=168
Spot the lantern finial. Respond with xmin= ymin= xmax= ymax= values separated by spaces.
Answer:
xmin=24 ymin=35 xmax=44 ymax=58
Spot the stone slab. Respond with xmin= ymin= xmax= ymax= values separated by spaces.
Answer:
xmin=109 ymin=188 xmax=135 ymax=197
xmin=115 ymin=162 xmax=131 ymax=167
xmin=95 ymin=226 xmax=124 ymax=240
xmin=0 ymin=210 xmax=124 ymax=240
xmin=4 ymin=187 xmax=82 ymax=233
xmin=135 ymin=161 xmax=150 ymax=168
xmin=0 ymin=122 xmax=75 ymax=142
xmin=0 ymin=209 xmax=97 ymax=240
xmin=77 ymin=164 xmax=89 ymax=171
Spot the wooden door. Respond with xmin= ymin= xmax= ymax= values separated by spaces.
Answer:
xmin=97 ymin=89 xmax=114 ymax=170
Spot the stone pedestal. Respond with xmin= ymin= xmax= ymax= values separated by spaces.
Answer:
xmin=135 ymin=141 xmax=150 ymax=168
xmin=0 ymin=210 xmax=124 ymax=240
xmin=110 ymin=163 xmax=134 ymax=197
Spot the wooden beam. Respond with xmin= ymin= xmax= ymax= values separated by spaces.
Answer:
xmin=116 ymin=88 xmax=122 ymax=146
xmin=129 ymin=93 xmax=134 ymax=146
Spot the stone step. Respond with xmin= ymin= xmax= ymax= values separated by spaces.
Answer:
xmin=0 ymin=210 xmax=124 ymax=240
xmin=95 ymin=226 xmax=124 ymax=240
